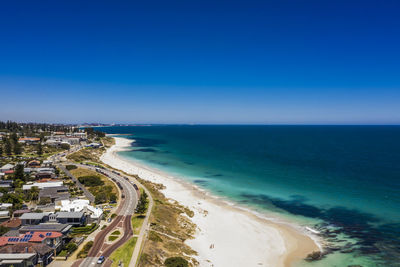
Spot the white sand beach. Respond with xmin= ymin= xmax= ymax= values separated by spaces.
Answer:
xmin=101 ymin=137 xmax=320 ymax=267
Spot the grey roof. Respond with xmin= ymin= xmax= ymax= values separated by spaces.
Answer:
xmin=36 ymin=168 xmax=55 ymax=173
xmin=0 ymin=253 xmax=36 ymax=260
xmin=19 ymin=223 xmax=71 ymax=233
xmin=0 ymin=164 xmax=14 ymax=169
xmin=20 ymin=213 xmax=47 ymax=220
xmin=56 ymin=212 xmax=85 ymax=218
xmin=3 ymin=230 xmax=20 ymax=237
xmin=39 ymin=186 xmax=70 ymax=199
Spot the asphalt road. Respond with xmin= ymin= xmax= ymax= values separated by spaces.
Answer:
xmin=77 ymin=164 xmax=138 ymax=267
xmin=50 ymin=146 xmax=139 ymax=266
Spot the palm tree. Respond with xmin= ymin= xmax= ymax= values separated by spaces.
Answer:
xmin=29 ymin=186 xmax=40 ymax=202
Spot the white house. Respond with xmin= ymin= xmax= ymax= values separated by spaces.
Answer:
xmin=0 ymin=164 xmax=14 ymax=173
xmin=22 ymin=181 xmax=63 ymax=191
xmin=55 ymin=199 xmax=103 ymax=223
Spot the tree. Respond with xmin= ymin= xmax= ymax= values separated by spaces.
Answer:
xmin=164 ymin=257 xmax=189 ymax=267
xmin=0 ymin=225 xmax=9 ymax=236
xmin=0 ymin=144 xmax=3 ymax=156
xmin=4 ymin=139 xmax=12 ymax=155
xmin=66 ymin=242 xmax=78 ymax=253
xmin=14 ymin=164 xmax=25 ymax=181
xmin=135 ymin=190 xmax=148 ymax=214
xmin=13 ymin=142 xmax=22 ymax=155
xmin=60 ymin=143 xmax=70 ymax=150
xmin=10 ymin=133 xmax=18 ymax=144
xmin=29 ymin=186 xmax=39 ymax=202
xmin=37 ymin=142 xmax=43 ymax=156
xmin=39 ymin=197 xmax=51 ymax=205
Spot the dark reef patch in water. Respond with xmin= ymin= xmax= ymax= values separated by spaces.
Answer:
xmin=129 ymin=137 xmax=167 ymax=147
xmin=132 ymin=148 xmax=157 ymax=152
xmin=240 ymin=193 xmax=400 ymax=265
xmin=205 ymin=174 xmax=224 ymax=178
xmin=194 ymin=180 xmax=208 ymax=185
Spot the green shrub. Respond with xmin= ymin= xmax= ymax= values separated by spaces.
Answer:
xmin=108 ymin=235 xmax=119 ymax=241
xmin=111 ymin=230 xmax=121 ymax=235
xmin=78 ymin=175 xmax=104 ymax=186
xmin=77 ymin=241 xmax=93 ymax=258
xmin=65 ymin=242 xmax=78 ymax=253
xmin=164 ymin=257 xmax=189 ymax=267
xmin=66 ymin=165 xmax=77 ymax=170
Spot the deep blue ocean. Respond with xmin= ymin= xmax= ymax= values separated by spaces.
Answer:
xmin=98 ymin=125 xmax=400 ymax=266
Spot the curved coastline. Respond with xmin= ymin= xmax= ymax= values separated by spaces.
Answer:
xmin=101 ymin=136 xmax=321 ymax=267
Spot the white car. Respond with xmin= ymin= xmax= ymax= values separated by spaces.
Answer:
xmin=97 ymin=256 xmax=105 ymax=264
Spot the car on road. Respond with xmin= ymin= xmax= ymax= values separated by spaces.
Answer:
xmin=97 ymin=256 xmax=105 ymax=264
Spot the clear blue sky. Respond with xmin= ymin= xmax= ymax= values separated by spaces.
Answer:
xmin=0 ymin=0 xmax=399 ymax=124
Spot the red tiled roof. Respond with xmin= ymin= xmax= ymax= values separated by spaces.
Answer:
xmin=36 ymin=178 xmax=59 ymax=183
xmin=19 ymin=138 xmax=40 ymax=141
xmin=4 ymin=170 xmax=14 ymax=174
xmin=13 ymin=209 xmax=31 ymax=215
xmin=0 ymin=218 xmax=21 ymax=228
xmin=0 ymin=231 xmax=62 ymax=246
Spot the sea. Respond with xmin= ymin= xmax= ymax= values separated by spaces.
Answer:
xmin=97 ymin=125 xmax=400 ymax=267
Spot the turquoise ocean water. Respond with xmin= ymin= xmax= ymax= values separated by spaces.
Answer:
xmin=98 ymin=125 xmax=400 ymax=266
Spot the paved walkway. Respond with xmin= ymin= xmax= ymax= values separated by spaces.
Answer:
xmin=59 ymin=164 xmax=95 ymax=202
xmin=128 ymin=180 xmax=154 ymax=267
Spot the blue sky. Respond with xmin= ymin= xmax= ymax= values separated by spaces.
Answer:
xmin=0 ymin=0 xmax=399 ymax=124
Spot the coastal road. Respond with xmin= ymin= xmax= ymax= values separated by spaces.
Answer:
xmin=70 ymin=164 xmax=139 ymax=267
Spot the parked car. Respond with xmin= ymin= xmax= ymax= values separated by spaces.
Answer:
xmin=97 ymin=256 xmax=105 ymax=264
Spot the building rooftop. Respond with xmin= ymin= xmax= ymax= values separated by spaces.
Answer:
xmin=56 ymin=212 xmax=84 ymax=218
xmin=0 ymin=164 xmax=14 ymax=170
xmin=19 ymin=223 xmax=72 ymax=234
xmin=0 ymin=253 xmax=36 ymax=260
xmin=0 ymin=218 xmax=21 ymax=228
xmin=20 ymin=213 xmax=47 ymax=220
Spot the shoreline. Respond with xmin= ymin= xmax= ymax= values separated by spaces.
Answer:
xmin=101 ymin=136 xmax=320 ymax=267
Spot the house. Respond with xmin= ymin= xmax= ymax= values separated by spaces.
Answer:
xmin=0 ymin=203 xmax=12 ymax=211
xmin=19 ymin=223 xmax=72 ymax=235
xmin=0 ymin=243 xmax=54 ymax=266
xmin=20 ymin=213 xmax=49 ymax=225
xmin=42 ymin=160 xmax=53 ymax=167
xmin=38 ymin=187 xmax=70 ymax=204
xmin=35 ymin=171 xmax=55 ymax=179
xmin=3 ymin=170 xmax=14 ymax=176
xmin=0 ymin=231 xmax=63 ymax=252
xmin=56 ymin=199 xmax=103 ymax=223
xmin=27 ymin=160 xmax=41 ymax=168
xmin=0 ymin=218 xmax=22 ymax=230
xmin=85 ymin=143 xmax=102 ymax=148
xmin=0 ymin=253 xmax=36 ymax=267
xmin=65 ymin=138 xmax=80 ymax=145
xmin=0 ymin=164 xmax=14 ymax=173
xmin=13 ymin=209 xmax=31 ymax=218
xmin=22 ymin=181 xmax=63 ymax=191
xmin=52 ymin=212 xmax=86 ymax=226
xmin=72 ymin=132 xmax=87 ymax=140
xmin=45 ymin=139 xmax=61 ymax=147
xmin=18 ymin=137 xmax=41 ymax=145
xmin=0 ymin=211 xmax=10 ymax=222
xmin=0 ymin=181 xmax=13 ymax=192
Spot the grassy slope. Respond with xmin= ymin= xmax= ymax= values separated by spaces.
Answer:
xmin=137 ymin=178 xmax=197 ymax=267
xmin=109 ymin=237 xmax=138 ymax=267
xmin=70 ymin=167 xmax=118 ymax=197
